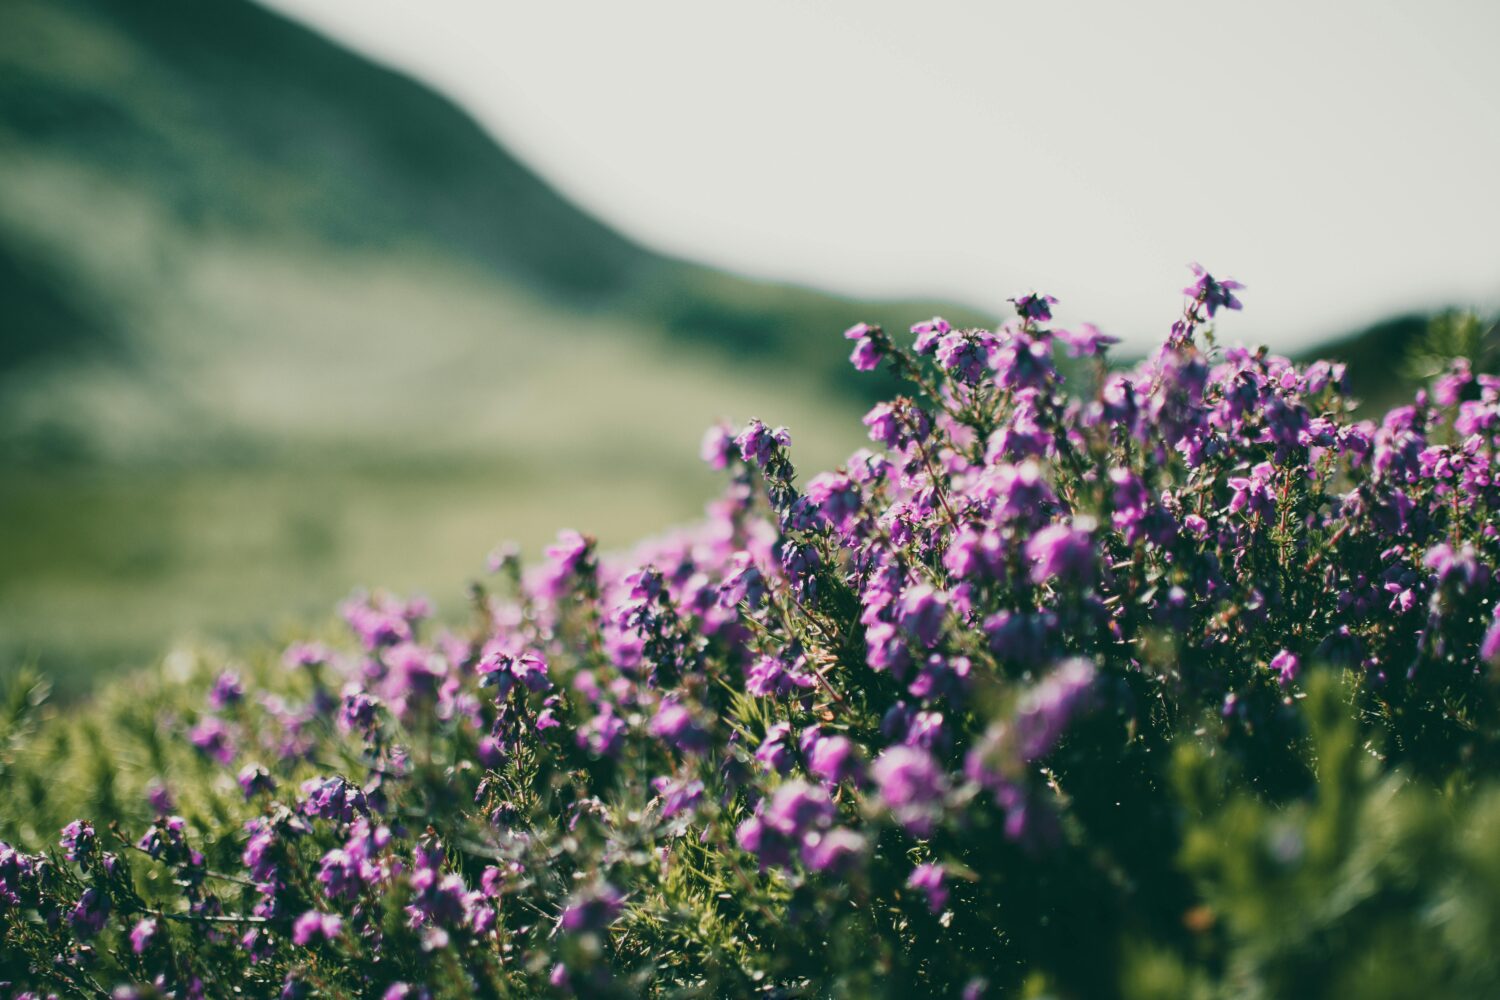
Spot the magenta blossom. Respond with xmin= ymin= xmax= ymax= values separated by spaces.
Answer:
xmin=1184 ymin=262 xmax=1244 ymax=317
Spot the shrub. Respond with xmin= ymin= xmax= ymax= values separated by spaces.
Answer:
xmin=4 ymin=268 xmax=1500 ymax=998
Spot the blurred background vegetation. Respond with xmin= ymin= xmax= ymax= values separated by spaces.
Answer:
xmin=0 ymin=0 xmax=1490 ymax=694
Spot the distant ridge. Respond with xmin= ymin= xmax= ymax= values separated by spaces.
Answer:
xmin=0 ymin=0 xmax=987 ymax=432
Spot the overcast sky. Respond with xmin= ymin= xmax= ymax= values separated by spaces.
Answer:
xmin=260 ymin=0 xmax=1499 ymax=349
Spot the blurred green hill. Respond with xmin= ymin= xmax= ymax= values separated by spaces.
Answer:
xmin=0 ymin=0 xmax=986 ymax=688
xmin=0 ymin=0 xmax=988 ymax=462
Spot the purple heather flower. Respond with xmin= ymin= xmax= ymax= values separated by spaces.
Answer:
xmin=480 ymin=865 xmax=509 ymax=899
xmin=283 ymin=641 xmax=332 ymax=670
xmin=238 ymin=764 xmax=276 ymax=800
xmin=904 ymin=709 xmax=950 ymax=752
xmin=898 ymin=585 xmax=949 ymax=648
xmin=1270 ymin=649 xmax=1300 ymax=687
xmin=130 ymin=916 xmax=159 ymax=954
xmin=881 ymin=701 xmax=915 ymax=743
xmin=1184 ymin=263 xmax=1244 ymax=317
xmin=477 ymin=734 xmax=507 ymax=768
xmin=407 ymin=865 xmax=471 ymax=930
xmin=650 ymin=700 xmax=709 ymax=754
xmin=478 ymin=650 xmax=552 ymax=697
xmin=800 ymin=827 xmax=867 ymax=874
xmin=1013 ymin=658 xmax=1097 ymax=761
xmin=973 ymin=460 xmax=1054 ymax=523
xmin=865 ymin=398 xmax=932 ymax=451
xmin=1108 ymin=466 xmax=1150 ymax=536
xmin=985 ymin=395 xmax=1051 ymax=462
xmin=780 ymin=541 xmax=822 ymax=598
xmin=1424 ymin=542 xmax=1486 ymax=593
xmin=1432 ymin=359 xmax=1473 ymax=407
xmin=188 ymin=716 xmax=235 ymax=764
xmin=546 ymin=530 xmax=590 ymax=566
xmin=339 ymin=691 xmax=383 ymax=735
xmin=317 ymin=848 xmax=364 ymax=902
xmin=700 ymin=422 xmax=736 ymax=470
xmin=719 ymin=552 xmax=768 ymax=609
xmin=806 ymin=471 xmax=861 ymax=531
xmin=384 ymin=986 xmax=434 ymax=1000
xmin=538 ymin=531 xmax=593 ymax=599
xmin=292 ymin=909 xmax=343 ymax=946
xmin=1025 ymin=519 xmax=1096 ymax=586
xmin=345 ymin=817 xmax=391 ymax=865
xmin=909 ymin=654 xmax=972 ymax=702
xmin=871 ymin=746 xmax=947 ymax=837
xmin=989 ymin=332 xmax=1057 ymax=391
xmin=60 ymin=819 xmax=95 ymax=863
xmin=300 ymin=776 xmax=369 ymax=824
xmin=734 ymin=814 xmax=777 ymax=865
xmin=578 ymin=703 xmax=628 ymax=758
xmin=807 ymin=735 xmax=861 ymax=785
xmin=242 ymin=823 xmax=281 ymax=883
xmin=68 ymin=887 xmax=111 ymax=938
xmin=935 ymin=330 xmax=995 ymax=385
xmin=1009 ymin=292 xmax=1058 ymax=323
xmin=863 ymin=402 xmax=902 ymax=449
xmin=651 ymin=776 xmax=705 ymax=819
xmin=912 ymin=316 xmax=951 ymax=354
xmin=242 ymin=927 xmax=274 ymax=964
xmin=383 ymin=642 xmax=446 ymax=715
xmin=769 ymin=780 xmax=835 ymax=834
xmin=1481 ymin=613 xmax=1500 ymax=666
xmin=865 ymin=620 xmax=911 ymax=678
xmin=1303 ymin=359 xmax=1345 ymax=396
xmin=983 ymin=610 xmax=1057 ymax=670
xmin=536 ymin=700 xmax=562 ymax=731
xmin=341 ymin=594 xmax=415 ymax=650
xmin=1057 ymin=322 xmax=1119 ymax=358
xmin=845 ymin=322 xmax=885 ymax=372
xmin=145 ymin=779 xmax=175 ymax=816
xmin=208 ymin=670 xmax=244 ymax=710
xmin=745 ymin=653 xmax=816 ymax=698
xmin=907 ymin=862 xmax=949 ymax=913
xmin=755 ymin=722 xmax=797 ymax=774
xmin=485 ymin=541 xmax=521 ymax=574
xmin=735 ymin=418 xmax=791 ymax=466
xmin=944 ymin=526 xmax=1004 ymax=581
xmin=560 ymin=882 xmax=624 ymax=934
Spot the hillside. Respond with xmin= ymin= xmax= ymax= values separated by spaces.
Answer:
xmin=0 ymin=0 xmax=986 ymax=457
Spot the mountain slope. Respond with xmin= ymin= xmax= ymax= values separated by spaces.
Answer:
xmin=3 ymin=0 xmax=650 ymax=299
xmin=0 ymin=0 xmax=985 ymax=440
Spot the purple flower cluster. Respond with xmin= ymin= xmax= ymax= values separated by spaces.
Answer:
xmin=8 ymin=266 xmax=1500 ymax=997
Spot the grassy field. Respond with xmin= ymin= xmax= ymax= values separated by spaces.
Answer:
xmin=0 ymin=235 xmax=868 ymax=691
xmin=0 ymin=461 xmax=691 ymax=692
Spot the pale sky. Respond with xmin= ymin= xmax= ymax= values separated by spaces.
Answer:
xmin=259 ymin=0 xmax=1500 ymax=350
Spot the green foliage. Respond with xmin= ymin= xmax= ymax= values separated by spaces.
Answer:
xmin=1405 ymin=310 xmax=1500 ymax=383
xmin=11 ymin=661 xmax=1500 ymax=997
xmin=1116 ymin=674 xmax=1500 ymax=999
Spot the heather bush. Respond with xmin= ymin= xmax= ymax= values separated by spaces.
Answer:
xmin=4 ymin=268 xmax=1500 ymax=998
